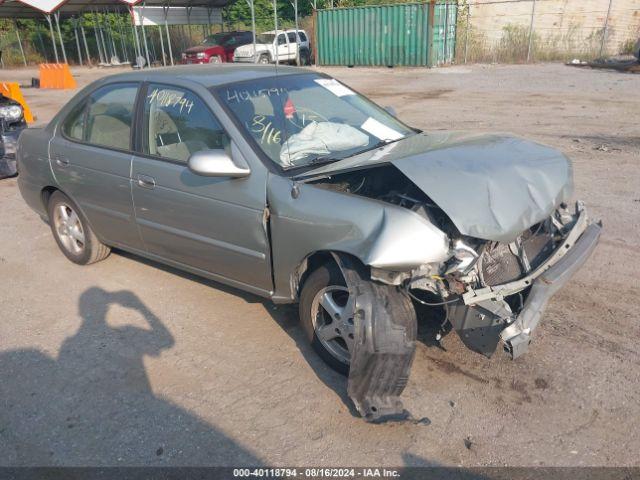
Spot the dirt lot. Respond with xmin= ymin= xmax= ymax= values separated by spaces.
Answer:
xmin=0 ymin=63 xmax=638 ymax=467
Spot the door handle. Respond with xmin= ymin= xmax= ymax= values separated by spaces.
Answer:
xmin=137 ymin=174 xmax=156 ymax=189
xmin=55 ymin=156 xmax=70 ymax=167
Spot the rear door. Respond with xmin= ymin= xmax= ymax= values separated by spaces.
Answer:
xmin=286 ymin=32 xmax=299 ymax=62
xmin=276 ymin=33 xmax=289 ymax=62
xmin=130 ymin=82 xmax=272 ymax=293
xmin=49 ymin=82 xmax=143 ymax=250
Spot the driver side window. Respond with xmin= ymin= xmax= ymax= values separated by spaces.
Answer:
xmin=143 ymin=84 xmax=228 ymax=163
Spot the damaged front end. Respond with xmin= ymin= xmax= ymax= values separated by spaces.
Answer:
xmin=303 ymin=158 xmax=600 ymax=422
xmin=331 ymin=253 xmax=419 ymax=423
xmin=339 ymin=202 xmax=600 ymax=422
xmin=412 ymin=201 xmax=602 ymax=359
xmin=306 ymin=156 xmax=600 ymax=361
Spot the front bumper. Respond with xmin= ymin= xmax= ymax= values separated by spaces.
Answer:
xmin=450 ymin=204 xmax=602 ymax=359
xmin=499 ymin=220 xmax=601 ymax=358
xmin=0 ymin=127 xmax=23 ymax=178
xmin=234 ymin=55 xmax=257 ymax=63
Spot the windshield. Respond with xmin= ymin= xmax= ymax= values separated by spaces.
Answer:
xmin=216 ymin=73 xmax=415 ymax=170
xmin=256 ymin=33 xmax=275 ymax=44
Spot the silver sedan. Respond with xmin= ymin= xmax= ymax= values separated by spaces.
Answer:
xmin=17 ymin=65 xmax=601 ymax=422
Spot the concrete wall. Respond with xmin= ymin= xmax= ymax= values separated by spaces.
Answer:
xmin=465 ymin=0 xmax=640 ymax=56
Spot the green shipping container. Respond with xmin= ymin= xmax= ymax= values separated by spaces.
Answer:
xmin=316 ymin=2 xmax=457 ymax=67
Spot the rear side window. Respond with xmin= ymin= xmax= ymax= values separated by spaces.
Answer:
xmin=143 ymin=84 xmax=228 ymax=163
xmin=287 ymin=32 xmax=297 ymax=43
xmin=85 ymin=83 xmax=138 ymax=150
xmin=62 ymin=101 xmax=86 ymax=141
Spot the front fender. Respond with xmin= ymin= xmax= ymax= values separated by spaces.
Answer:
xmin=267 ymin=174 xmax=450 ymax=302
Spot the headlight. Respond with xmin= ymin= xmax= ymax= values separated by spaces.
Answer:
xmin=445 ymin=240 xmax=479 ymax=274
xmin=196 ymin=52 xmax=206 ymax=59
xmin=0 ymin=105 xmax=23 ymax=121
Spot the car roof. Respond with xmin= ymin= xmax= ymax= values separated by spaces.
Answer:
xmin=99 ymin=64 xmax=312 ymax=88
xmin=263 ymin=29 xmax=306 ymax=34
xmin=208 ymin=30 xmax=250 ymax=36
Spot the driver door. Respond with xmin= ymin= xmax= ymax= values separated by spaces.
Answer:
xmin=131 ymin=83 xmax=272 ymax=293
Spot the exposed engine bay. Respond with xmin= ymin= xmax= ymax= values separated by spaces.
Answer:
xmin=309 ymin=164 xmax=573 ymax=289
xmin=310 ymin=164 xmax=460 ymax=238
xmin=308 ymin=165 xmax=588 ymax=358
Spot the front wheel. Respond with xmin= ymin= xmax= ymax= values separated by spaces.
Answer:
xmin=48 ymin=191 xmax=110 ymax=265
xmin=208 ymin=55 xmax=222 ymax=64
xmin=257 ymin=54 xmax=270 ymax=65
xmin=299 ymin=263 xmax=355 ymax=375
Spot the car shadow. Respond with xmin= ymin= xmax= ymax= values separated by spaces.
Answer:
xmin=0 ymin=287 xmax=262 ymax=466
xmin=414 ymin=303 xmax=453 ymax=350
xmin=112 ymin=250 xmax=449 ymax=420
xmin=115 ymin=250 xmax=361 ymax=417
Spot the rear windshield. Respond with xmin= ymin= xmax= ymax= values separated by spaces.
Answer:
xmin=257 ymin=33 xmax=275 ymax=44
xmin=202 ymin=34 xmax=237 ymax=47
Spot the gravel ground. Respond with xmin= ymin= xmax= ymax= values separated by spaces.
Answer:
xmin=0 ymin=63 xmax=638 ymax=467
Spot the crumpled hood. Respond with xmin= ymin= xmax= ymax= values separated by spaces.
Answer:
xmin=305 ymin=132 xmax=574 ymax=243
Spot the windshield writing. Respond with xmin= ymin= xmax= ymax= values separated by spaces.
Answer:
xmin=216 ymin=74 xmax=413 ymax=170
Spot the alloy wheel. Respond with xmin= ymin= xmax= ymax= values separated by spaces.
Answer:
xmin=53 ymin=203 xmax=85 ymax=256
xmin=310 ymin=285 xmax=355 ymax=365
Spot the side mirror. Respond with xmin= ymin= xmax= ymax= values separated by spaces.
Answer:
xmin=187 ymin=149 xmax=250 ymax=178
xmin=384 ymin=106 xmax=397 ymax=117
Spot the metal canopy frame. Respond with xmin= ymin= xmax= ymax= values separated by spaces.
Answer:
xmin=0 ymin=0 xmax=298 ymax=68
xmin=0 ymin=0 xmax=235 ymax=17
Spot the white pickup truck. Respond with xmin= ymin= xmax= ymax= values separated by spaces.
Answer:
xmin=233 ymin=29 xmax=311 ymax=66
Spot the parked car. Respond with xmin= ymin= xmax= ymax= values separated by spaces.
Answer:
xmin=17 ymin=65 xmax=601 ymax=422
xmin=233 ymin=29 xmax=311 ymax=65
xmin=181 ymin=31 xmax=253 ymax=64
xmin=0 ymin=93 xmax=27 ymax=178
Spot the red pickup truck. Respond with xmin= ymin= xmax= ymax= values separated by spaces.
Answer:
xmin=181 ymin=31 xmax=253 ymax=64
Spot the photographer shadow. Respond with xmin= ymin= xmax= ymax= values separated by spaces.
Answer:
xmin=0 ymin=287 xmax=261 ymax=466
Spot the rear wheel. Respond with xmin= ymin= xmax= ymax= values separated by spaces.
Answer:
xmin=300 ymin=263 xmax=355 ymax=375
xmin=48 ymin=191 xmax=110 ymax=265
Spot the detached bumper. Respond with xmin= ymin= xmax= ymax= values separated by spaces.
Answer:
xmin=500 ymin=221 xmax=601 ymax=358
xmin=451 ymin=203 xmax=602 ymax=359
xmin=0 ymin=128 xmax=22 ymax=178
